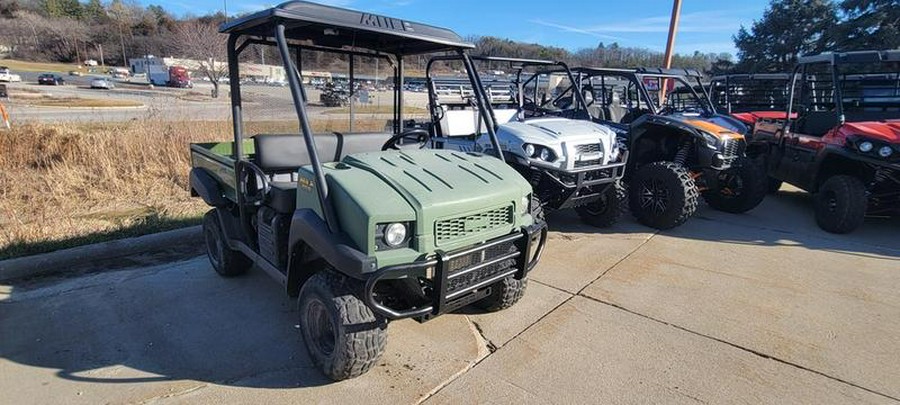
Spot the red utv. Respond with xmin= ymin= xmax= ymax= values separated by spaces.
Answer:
xmin=709 ymin=73 xmax=795 ymax=132
xmin=747 ymin=50 xmax=900 ymax=233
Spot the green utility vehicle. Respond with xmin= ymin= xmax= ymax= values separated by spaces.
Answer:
xmin=190 ymin=1 xmax=546 ymax=381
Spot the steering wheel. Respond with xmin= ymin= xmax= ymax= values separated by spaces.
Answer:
xmin=382 ymin=129 xmax=432 ymax=151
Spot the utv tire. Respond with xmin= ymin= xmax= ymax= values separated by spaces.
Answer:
xmin=298 ymin=271 xmax=387 ymax=381
xmin=814 ymin=175 xmax=867 ymax=234
xmin=702 ymin=157 xmax=767 ymax=214
xmin=767 ymin=178 xmax=783 ymax=193
xmin=575 ymin=182 xmax=626 ymax=228
xmin=203 ymin=210 xmax=251 ymax=277
xmin=531 ymin=194 xmax=545 ymax=223
xmin=475 ymin=276 xmax=528 ymax=312
xmin=628 ymin=162 xmax=698 ymax=230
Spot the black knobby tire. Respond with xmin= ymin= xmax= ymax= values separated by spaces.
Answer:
xmin=628 ymin=162 xmax=699 ymax=230
xmin=702 ymin=157 xmax=767 ymax=214
xmin=298 ymin=271 xmax=387 ymax=381
xmin=814 ymin=175 xmax=867 ymax=234
xmin=531 ymin=194 xmax=546 ymax=224
xmin=767 ymin=177 xmax=783 ymax=193
xmin=575 ymin=181 xmax=626 ymax=228
xmin=475 ymin=276 xmax=528 ymax=312
xmin=203 ymin=210 xmax=251 ymax=277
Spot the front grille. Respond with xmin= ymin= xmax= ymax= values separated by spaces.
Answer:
xmin=435 ymin=205 xmax=513 ymax=244
xmin=722 ymin=138 xmax=742 ymax=157
xmin=575 ymin=143 xmax=602 ymax=154
xmin=445 ymin=240 xmax=518 ymax=295
xmin=574 ymin=159 xmax=602 ymax=168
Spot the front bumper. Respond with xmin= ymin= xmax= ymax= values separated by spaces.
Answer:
xmin=540 ymin=150 xmax=629 ymax=209
xmin=363 ymin=222 xmax=547 ymax=321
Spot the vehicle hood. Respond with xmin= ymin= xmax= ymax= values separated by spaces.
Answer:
xmin=839 ymin=120 xmax=900 ymax=143
xmin=340 ymin=150 xmax=531 ymax=249
xmin=732 ymin=111 xmax=795 ymax=125
xmin=494 ymin=118 xmax=621 ymax=168
xmin=648 ymin=113 xmax=747 ymax=140
xmin=506 ymin=118 xmax=616 ymax=143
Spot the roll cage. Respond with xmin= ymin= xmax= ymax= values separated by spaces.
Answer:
xmin=709 ymin=73 xmax=793 ymax=115
xmin=219 ymin=0 xmax=507 ymax=234
xmin=571 ymin=67 xmax=716 ymax=117
xmin=783 ymin=50 xmax=900 ymax=133
xmin=424 ymin=56 xmax=592 ymax=136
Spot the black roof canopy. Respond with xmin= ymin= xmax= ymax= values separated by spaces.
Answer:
xmin=220 ymin=1 xmax=473 ymax=56
xmin=798 ymin=50 xmax=900 ymax=65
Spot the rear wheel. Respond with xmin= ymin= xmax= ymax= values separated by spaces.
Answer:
xmin=475 ymin=276 xmax=528 ymax=312
xmin=575 ymin=182 xmax=626 ymax=228
xmin=628 ymin=161 xmax=698 ymax=230
xmin=203 ymin=209 xmax=250 ymax=277
xmin=814 ymin=175 xmax=867 ymax=234
xmin=702 ymin=157 xmax=767 ymax=214
xmin=298 ymin=271 xmax=387 ymax=381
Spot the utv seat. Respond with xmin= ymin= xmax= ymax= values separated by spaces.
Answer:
xmin=438 ymin=107 xmax=517 ymax=137
xmin=252 ymin=132 xmax=391 ymax=212
xmin=603 ymin=104 xmax=628 ymax=123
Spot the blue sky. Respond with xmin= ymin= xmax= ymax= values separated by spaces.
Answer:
xmin=156 ymin=0 xmax=772 ymax=57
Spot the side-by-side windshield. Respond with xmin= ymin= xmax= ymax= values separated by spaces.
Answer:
xmin=238 ymin=44 xmax=426 ymax=136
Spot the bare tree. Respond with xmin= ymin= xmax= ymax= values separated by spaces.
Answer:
xmin=173 ymin=20 xmax=227 ymax=98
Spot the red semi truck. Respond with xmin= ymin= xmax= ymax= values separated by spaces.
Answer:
xmin=166 ymin=66 xmax=193 ymax=88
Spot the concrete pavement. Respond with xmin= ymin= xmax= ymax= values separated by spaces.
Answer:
xmin=1 ymin=185 xmax=898 ymax=404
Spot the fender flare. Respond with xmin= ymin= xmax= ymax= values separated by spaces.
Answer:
xmin=285 ymin=209 xmax=375 ymax=297
xmin=190 ymin=168 xmax=228 ymax=207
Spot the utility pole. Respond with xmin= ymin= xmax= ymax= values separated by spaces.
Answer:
xmin=98 ymin=43 xmax=105 ymax=67
xmin=660 ymin=0 xmax=682 ymax=104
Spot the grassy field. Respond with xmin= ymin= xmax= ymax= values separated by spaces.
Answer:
xmin=0 ymin=118 xmax=391 ymax=260
xmin=0 ymin=59 xmax=84 ymax=73
xmin=29 ymin=98 xmax=145 ymax=108
xmin=322 ymin=104 xmax=428 ymax=115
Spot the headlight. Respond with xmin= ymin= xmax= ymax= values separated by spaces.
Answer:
xmin=859 ymin=141 xmax=874 ymax=153
xmin=383 ymin=223 xmax=407 ymax=247
xmin=539 ymin=148 xmax=552 ymax=161
xmin=699 ymin=131 xmax=719 ymax=148
xmin=878 ymin=145 xmax=893 ymax=158
xmin=521 ymin=195 xmax=530 ymax=214
xmin=523 ymin=143 xmax=536 ymax=157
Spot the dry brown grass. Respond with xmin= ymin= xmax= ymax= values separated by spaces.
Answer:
xmin=0 ymin=117 xmax=392 ymax=259
xmin=29 ymin=98 xmax=145 ymax=108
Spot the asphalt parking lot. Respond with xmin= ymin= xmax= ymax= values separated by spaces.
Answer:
xmin=1 ymin=185 xmax=898 ymax=404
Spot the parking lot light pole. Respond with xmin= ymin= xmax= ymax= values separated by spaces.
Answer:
xmin=660 ymin=0 xmax=682 ymax=103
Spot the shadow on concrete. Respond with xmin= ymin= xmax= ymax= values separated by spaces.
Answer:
xmin=0 ymin=260 xmax=333 ymax=389
xmin=546 ymin=186 xmax=899 ymax=259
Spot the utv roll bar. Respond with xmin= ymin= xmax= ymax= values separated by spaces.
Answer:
xmin=221 ymin=0 xmax=475 ymax=233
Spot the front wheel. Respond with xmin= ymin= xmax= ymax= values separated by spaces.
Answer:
xmin=702 ymin=157 xmax=767 ymax=214
xmin=575 ymin=182 xmax=626 ymax=228
xmin=628 ymin=161 xmax=699 ymax=230
xmin=475 ymin=276 xmax=527 ymax=312
xmin=814 ymin=175 xmax=867 ymax=234
xmin=298 ymin=271 xmax=387 ymax=381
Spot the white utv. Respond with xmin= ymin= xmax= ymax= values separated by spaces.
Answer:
xmin=422 ymin=57 xmax=628 ymax=227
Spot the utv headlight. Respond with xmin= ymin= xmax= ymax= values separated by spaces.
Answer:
xmin=539 ymin=148 xmax=552 ymax=161
xmin=859 ymin=141 xmax=874 ymax=153
xmin=523 ymin=143 xmax=536 ymax=157
xmin=699 ymin=131 xmax=719 ymax=148
xmin=521 ymin=195 xmax=531 ymax=214
xmin=878 ymin=145 xmax=893 ymax=158
xmin=384 ymin=223 xmax=407 ymax=247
